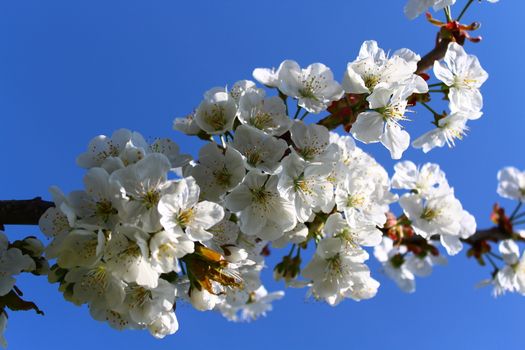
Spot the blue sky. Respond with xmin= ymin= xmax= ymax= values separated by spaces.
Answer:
xmin=1 ymin=0 xmax=524 ymax=349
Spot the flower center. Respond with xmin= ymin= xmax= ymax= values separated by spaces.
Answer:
xmin=363 ymin=75 xmax=380 ymax=90
xmin=204 ymin=104 xmax=227 ymax=130
xmin=142 ymin=190 xmax=161 ymax=209
xmin=346 ymin=194 xmax=365 ymax=208
xmin=250 ymin=187 xmax=270 ymax=204
xmin=299 ymin=75 xmax=324 ymax=100
xmin=251 ymin=111 xmax=275 ymax=130
xmin=420 ymin=206 xmax=440 ymax=221
xmin=213 ymin=167 xmax=231 ymax=187
xmin=177 ymin=208 xmax=195 ymax=228
xmin=245 ymin=149 xmax=262 ymax=166
xmin=128 ymin=286 xmax=152 ymax=309
xmin=95 ymin=199 xmax=118 ymax=222
xmin=335 ymin=229 xmax=359 ymax=249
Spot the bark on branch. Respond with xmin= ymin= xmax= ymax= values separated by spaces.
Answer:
xmin=0 ymin=199 xmax=519 ymax=250
xmin=415 ymin=36 xmax=451 ymax=75
xmin=0 ymin=198 xmax=54 ymax=227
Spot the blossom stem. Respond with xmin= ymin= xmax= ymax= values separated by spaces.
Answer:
xmin=457 ymin=0 xmax=475 ymax=22
xmin=487 ymin=251 xmax=504 ymax=261
xmin=511 ymin=211 xmax=525 ymax=221
xmin=511 ymin=219 xmax=525 ymax=226
xmin=419 ymin=101 xmax=440 ymax=116
xmin=427 ymin=82 xmax=444 ymax=88
xmin=279 ymin=90 xmax=289 ymax=116
xmin=485 ymin=253 xmax=499 ymax=271
xmin=510 ymin=202 xmax=522 ymax=221
xmin=444 ymin=6 xmax=452 ymax=22
xmin=287 ymin=244 xmax=296 ymax=258
xmin=299 ymin=110 xmax=309 ymax=121
xmin=293 ymin=103 xmax=303 ymax=119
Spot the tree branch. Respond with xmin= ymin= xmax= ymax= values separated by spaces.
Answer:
xmin=397 ymin=226 xmax=521 ymax=248
xmin=415 ymin=35 xmax=451 ymax=75
xmin=0 ymin=198 xmax=54 ymax=226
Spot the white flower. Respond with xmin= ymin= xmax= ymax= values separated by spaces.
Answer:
xmin=238 ymin=88 xmax=291 ymax=136
xmin=277 ymin=152 xmax=333 ymax=222
xmin=0 ymin=232 xmax=36 ymax=296
xmin=190 ymin=287 xmax=221 ymax=311
xmin=89 ymin=306 xmax=137 ymax=331
xmin=67 ymin=167 xmax=121 ymax=229
xmin=343 ymin=40 xmax=426 ymax=95
xmin=109 ymin=153 xmax=176 ymax=232
xmin=497 ymin=167 xmax=525 ymax=202
xmin=53 ymin=229 xmax=105 ymax=269
xmin=173 ymin=112 xmax=202 ymax=136
xmin=124 ymin=279 xmax=175 ymax=325
xmin=38 ymin=207 xmax=71 ymax=238
xmin=351 ymin=86 xmax=411 ymax=159
xmin=231 ymin=124 xmax=288 ymax=174
xmin=493 ymin=240 xmax=525 ymax=296
xmin=64 ymin=264 xmax=126 ymax=309
xmin=190 ymin=143 xmax=245 ymax=202
xmin=434 ymin=42 xmax=488 ymax=113
xmin=404 ymin=0 xmax=456 ymax=19
xmin=149 ymin=138 xmax=192 ymax=169
xmin=329 ymin=133 xmax=358 ymax=167
xmin=374 ymin=237 xmax=415 ymax=293
xmin=158 ymin=177 xmax=224 ymax=242
xmin=412 ymin=112 xmax=470 ymax=153
xmin=405 ymin=253 xmax=447 ymax=277
xmin=239 ymin=286 xmax=284 ymax=321
xmin=278 ymin=60 xmax=343 ymax=113
xmin=302 ymin=239 xmax=376 ymax=305
xmin=148 ymin=311 xmax=179 ymax=339
xmin=253 ymin=60 xmax=294 ymax=88
xmin=392 ymin=161 xmax=450 ymax=197
xmin=76 ymin=128 xmax=149 ymax=172
xmin=149 ymin=230 xmax=194 ymax=273
xmin=290 ymin=121 xmax=339 ymax=163
xmin=229 ymin=80 xmax=258 ymax=103
xmin=272 ymin=223 xmax=309 ymax=249
xmin=335 ymin=172 xmax=389 ymax=228
xmin=322 ymin=212 xmax=383 ymax=249
xmin=104 ymin=226 xmax=159 ymax=288
xmin=224 ymin=171 xmax=296 ymax=241
xmin=399 ymin=193 xmax=465 ymax=255
xmin=195 ymin=87 xmax=237 ymax=135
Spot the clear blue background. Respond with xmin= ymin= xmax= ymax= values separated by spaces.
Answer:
xmin=1 ymin=0 xmax=523 ymax=349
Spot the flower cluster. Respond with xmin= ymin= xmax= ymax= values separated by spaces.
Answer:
xmin=0 ymin=0 xmax=512 ymax=346
xmin=374 ymin=161 xmax=476 ymax=292
xmin=479 ymin=166 xmax=525 ymax=296
xmin=40 ymin=128 xmax=286 ymax=338
xmin=413 ymin=42 xmax=488 ymax=152
xmin=0 ymin=232 xmax=46 ymax=348
xmin=37 ymin=32 xmax=484 ymax=337
xmin=374 ymin=236 xmax=446 ymax=293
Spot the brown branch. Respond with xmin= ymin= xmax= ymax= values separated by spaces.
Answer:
xmin=397 ymin=226 xmax=520 ymax=249
xmin=415 ymin=35 xmax=452 ymax=75
xmin=0 ymin=198 xmax=54 ymax=226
